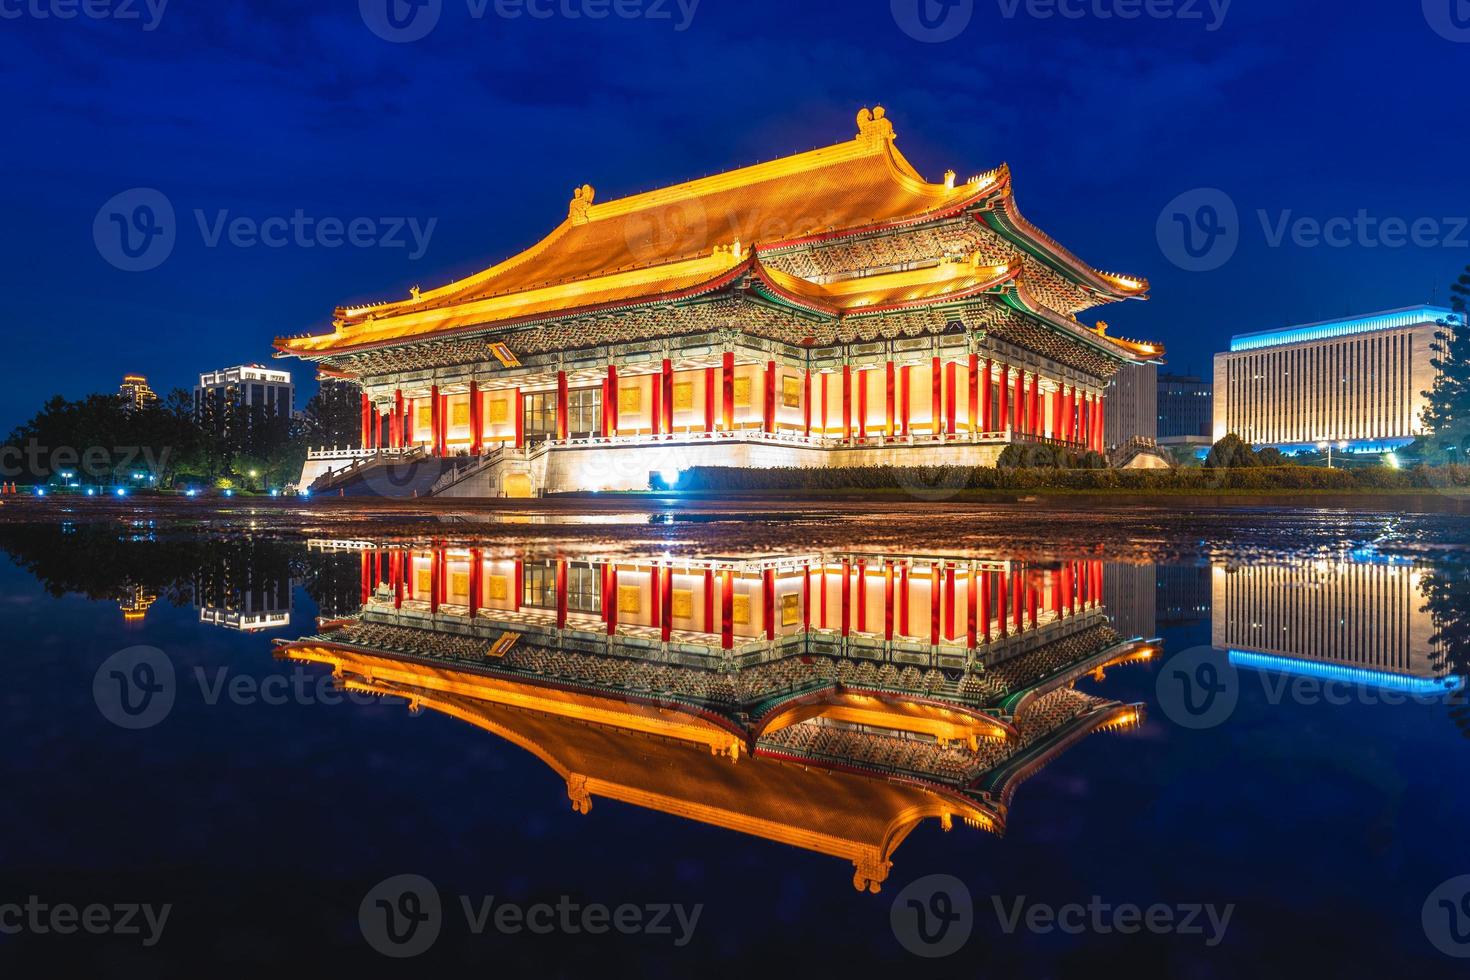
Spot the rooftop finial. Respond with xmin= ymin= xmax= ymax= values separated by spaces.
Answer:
xmin=569 ymin=184 xmax=596 ymax=224
xmin=855 ymin=106 xmax=894 ymax=145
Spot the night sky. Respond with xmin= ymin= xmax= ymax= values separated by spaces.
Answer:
xmin=3 ymin=0 xmax=1467 ymax=428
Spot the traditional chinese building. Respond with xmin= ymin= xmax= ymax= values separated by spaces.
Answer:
xmin=283 ymin=542 xmax=1149 ymax=890
xmin=281 ymin=107 xmax=1163 ymax=495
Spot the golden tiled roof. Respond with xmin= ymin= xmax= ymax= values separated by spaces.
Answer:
xmin=753 ymin=254 xmax=1018 ymax=316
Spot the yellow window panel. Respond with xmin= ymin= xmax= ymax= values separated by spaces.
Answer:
xmin=618 ymin=385 xmax=642 ymax=414
xmin=450 ymin=572 xmax=469 ymax=597
xmin=416 ymin=570 xmax=432 ymax=594
xmin=732 ymin=593 xmax=750 ymax=625
xmin=451 ymin=403 xmax=470 ymax=427
xmin=733 ymin=376 xmax=752 ymax=407
xmin=488 ymin=575 xmax=509 ymax=601
xmin=417 ymin=406 xmax=432 ymax=428
xmin=617 ymin=585 xmax=642 ymax=614
xmin=672 ymin=381 xmax=695 ymax=411
xmin=489 ymin=399 xmax=510 ymax=424
xmin=671 ymin=588 xmax=693 ymax=620
xmin=781 ymin=375 xmax=801 ymax=408
xmin=781 ymin=592 xmax=800 ymax=626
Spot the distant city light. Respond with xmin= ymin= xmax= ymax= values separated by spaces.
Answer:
xmin=1385 ymin=452 xmax=1400 ymax=470
xmin=659 ymin=467 xmax=680 ymax=488
xmin=186 ymin=489 xmax=199 ymax=497
xmin=115 ymin=488 xmax=128 ymax=497
xmin=224 ymin=489 xmax=234 ymax=497
xmin=35 ymin=488 xmax=45 ymax=497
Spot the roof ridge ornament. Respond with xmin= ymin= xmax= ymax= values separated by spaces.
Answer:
xmin=569 ymin=184 xmax=596 ymax=224
xmin=855 ymin=106 xmax=895 ymax=146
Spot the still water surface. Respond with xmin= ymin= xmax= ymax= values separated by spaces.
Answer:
xmin=1 ymin=506 xmax=1467 ymax=976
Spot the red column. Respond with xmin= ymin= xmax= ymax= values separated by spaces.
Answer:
xmin=803 ymin=370 xmax=812 ymax=437
xmin=650 ymin=563 xmax=662 ymax=636
xmin=899 ymin=365 xmax=911 ymax=437
xmin=820 ymin=373 xmax=829 ymax=436
xmin=469 ymin=549 xmax=482 ymax=618
xmin=763 ymin=568 xmax=776 ymax=640
xmin=929 ymin=564 xmax=941 ymax=646
xmin=720 ymin=569 xmax=734 ymax=650
xmin=819 ymin=566 xmax=828 ymax=629
xmin=405 ymin=397 xmax=415 ymax=446
xmin=514 ymin=389 xmax=525 ymax=449
xmin=662 ymin=358 xmax=674 ymax=436
xmin=661 ymin=566 xmax=673 ymax=643
xmin=945 ymin=361 xmax=957 ymax=436
xmin=856 ymin=560 xmax=868 ymax=633
xmin=1031 ymin=374 xmax=1041 ymax=438
xmin=1051 ymin=386 xmax=1062 ymax=441
xmin=968 ymin=354 xmax=980 ymax=436
xmin=885 ymin=361 xmax=896 ymax=438
xmin=404 ymin=551 xmax=415 ymax=601
xmin=763 ymin=360 xmax=776 ymax=434
xmin=967 ymin=566 xmax=979 ymax=649
xmin=1014 ymin=370 xmax=1026 ymax=435
xmin=651 ymin=372 xmax=662 ymax=438
xmin=899 ymin=563 xmax=910 ymax=637
xmin=555 ymin=559 xmax=568 ymax=629
xmin=883 ymin=562 xmax=895 ymax=642
xmin=360 ymin=392 xmax=371 ymax=449
xmin=931 ymin=357 xmax=943 ymax=436
xmin=605 ymin=564 xmax=618 ymax=636
xmin=1028 ymin=576 xmax=1039 ymax=628
xmin=429 ymin=550 xmax=440 ymax=614
xmin=468 ymin=381 xmax=481 ymax=455
xmin=721 ymin=352 xmax=735 ymax=432
xmin=1012 ymin=568 xmax=1024 ymax=632
xmin=393 ymin=552 xmax=404 ymax=609
xmin=429 ymin=385 xmax=441 ymax=456
xmin=857 ymin=371 xmax=868 ymax=443
xmin=704 ymin=367 xmax=716 ymax=434
xmin=359 ymin=551 xmax=370 ymax=606
xmin=606 ymin=366 xmax=619 ymax=437
xmin=841 ymin=365 xmax=852 ymax=443
xmin=513 ymin=557 xmax=523 ymax=612
xmin=556 ymin=371 xmax=569 ymax=441
xmin=1096 ymin=399 xmax=1107 ymax=452
xmin=840 ymin=559 xmax=851 ymax=637
xmin=944 ymin=565 xmax=957 ymax=641
xmin=981 ymin=570 xmax=992 ymax=641
xmin=982 ymin=359 xmax=994 ymax=433
xmin=997 ymin=569 xmax=1008 ymax=636
xmin=1080 ymin=394 xmax=1091 ymax=450
xmin=1051 ymin=569 xmax=1063 ymax=617
xmin=703 ymin=568 xmax=716 ymax=634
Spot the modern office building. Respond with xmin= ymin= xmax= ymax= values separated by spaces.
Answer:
xmin=194 ymin=365 xmax=295 ymax=437
xmin=1212 ymin=305 xmax=1459 ymax=453
xmin=1103 ymin=362 xmax=1158 ymax=449
xmin=118 ymin=374 xmax=158 ymax=412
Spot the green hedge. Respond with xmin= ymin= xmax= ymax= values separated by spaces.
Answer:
xmin=670 ymin=464 xmax=1470 ymax=494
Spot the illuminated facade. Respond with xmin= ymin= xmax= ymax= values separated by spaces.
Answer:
xmin=118 ymin=374 xmax=158 ymax=412
xmin=285 ymin=542 xmax=1149 ymax=889
xmin=1212 ymin=306 xmax=1459 ymax=453
xmin=1211 ymin=559 xmax=1448 ymax=686
xmin=280 ymin=107 xmax=1162 ymax=495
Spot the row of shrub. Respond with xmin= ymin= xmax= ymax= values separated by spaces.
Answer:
xmin=669 ymin=464 xmax=1470 ymax=494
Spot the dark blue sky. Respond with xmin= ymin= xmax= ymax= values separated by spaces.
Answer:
xmin=3 ymin=0 xmax=1466 ymax=427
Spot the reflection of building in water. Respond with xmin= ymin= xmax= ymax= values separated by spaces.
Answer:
xmin=1103 ymin=563 xmax=1156 ymax=640
xmin=1157 ymin=565 xmax=1211 ymax=626
xmin=1212 ymin=560 xmax=1445 ymax=682
xmin=118 ymin=583 xmax=158 ymax=623
xmin=194 ymin=549 xmax=293 ymax=631
xmin=282 ymin=545 xmax=1149 ymax=892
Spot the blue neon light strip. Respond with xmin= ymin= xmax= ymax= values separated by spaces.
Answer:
xmin=1231 ymin=307 xmax=1459 ymax=352
xmin=1228 ymin=650 xmax=1463 ymax=695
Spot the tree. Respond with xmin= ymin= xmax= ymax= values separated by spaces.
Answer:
xmin=1422 ymin=264 xmax=1470 ymax=462
xmin=1205 ymin=434 xmax=1260 ymax=468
